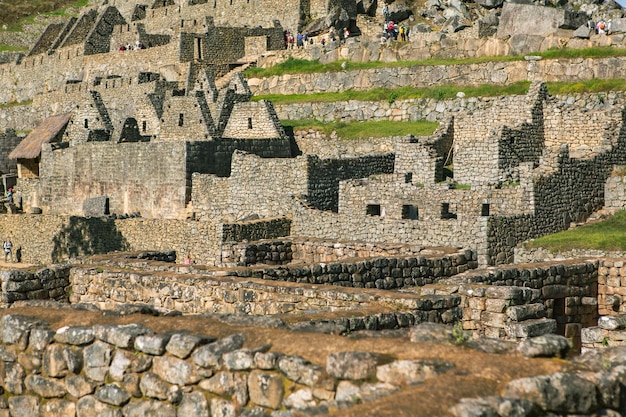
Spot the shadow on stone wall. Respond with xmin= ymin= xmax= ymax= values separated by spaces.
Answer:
xmin=51 ymin=216 xmax=130 ymax=262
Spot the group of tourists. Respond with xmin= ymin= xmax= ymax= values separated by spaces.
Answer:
xmin=382 ymin=3 xmax=409 ymax=42
xmin=119 ymin=40 xmax=146 ymax=51
xmin=285 ymin=26 xmax=350 ymax=49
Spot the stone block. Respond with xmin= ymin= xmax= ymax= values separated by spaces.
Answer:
xmin=505 ymin=318 xmax=557 ymax=339
xmin=82 ymin=196 xmax=109 ymax=217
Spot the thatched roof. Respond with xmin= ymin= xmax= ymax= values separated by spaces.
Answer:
xmin=9 ymin=113 xmax=71 ymax=160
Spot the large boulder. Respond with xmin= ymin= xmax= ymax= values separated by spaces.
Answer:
xmin=497 ymin=3 xmax=588 ymax=38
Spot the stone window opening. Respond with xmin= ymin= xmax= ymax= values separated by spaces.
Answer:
xmin=440 ymin=202 xmax=457 ymax=219
xmin=366 ymin=204 xmax=381 ymax=216
xmin=481 ymin=203 xmax=490 ymax=216
xmin=405 ymin=172 xmax=412 ymax=184
xmin=178 ymin=113 xmax=184 ymax=127
xmin=402 ymin=205 xmax=419 ymax=220
xmin=142 ymin=121 xmax=147 ymax=132
xmin=181 ymin=20 xmax=184 ymax=28
xmin=248 ymin=118 xmax=253 ymax=129
xmin=84 ymin=119 xmax=89 ymax=129
xmin=213 ymin=0 xmax=216 ymax=8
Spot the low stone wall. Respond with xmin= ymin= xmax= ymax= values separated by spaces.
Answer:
xmin=221 ymin=237 xmax=428 ymax=267
xmin=0 ymin=265 xmax=70 ymax=305
xmin=221 ymin=217 xmax=291 ymax=244
xmin=0 ymin=314 xmax=455 ymax=417
xmin=232 ymin=251 xmax=476 ymax=289
xmin=438 ymin=260 xmax=599 ymax=345
xmin=69 ymin=265 xmax=462 ymax=322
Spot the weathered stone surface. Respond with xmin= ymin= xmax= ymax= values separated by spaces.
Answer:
xmin=335 ymin=380 xmax=398 ymax=403
xmin=40 ymin=398 xmax=76 ymax=417
xmin=598 ymin=314 xmax=626 ymax=331
xmin=505 ymin=318 xmax=556 ymax=339
xmin=76 ymin=395 xmax=122 ymax=417
xmin=109 ymin=350 xmax=132 ymax=381
xmin=326 ymin=351 xmax=385 ymax=380
xmin=503 ymin=372 xmax=597 ymax=414
xmin=122 ymin=399 xmax=176 ymax=417
xmin=178 ymin=392 xmax=210 ymax=417
xmin=506 ymin=304 xmax=546 ymax=322
xmin=63 ymin=346 xmax=83 ymax=374
xmin=278 ymin=355 xmax=332 ymax=388
xmin=0 ymin=314 xmax=47 ymax=349
xmin=4 ymin=361 xmax=25 ymax=394
xmin=94 ymin=324 xmax=151 ymax=348
xmin=517 ymin=334 xmax=571 ymax=358
xmin=152 ymin=355 xmax=201 ymax=386
xmin=254 ymin=351 xmax=281 ymax=370
xmin=25 ymin=374 xmax=66 ymax=398
xmin=284 ymin=388 xmax=316 ymax=409
xmin=192 ymin=333 xmax=245 ymax=368
xmin=134 ymin=333 xmax=171 ymax=355
xmin=54 ymin=326 xmax=95 ymax=345
xmin=409 ymin=322 xmax=454 ymax=343
xmin=376 ymin=360 xmax=453 ymax=385
xmin=8 ymin=395 xmax=39 ymax=417
xmin=248 ymin=370 xmax=284 ymax=409
xmin=223 ymin=349 xmax=255 ymax=371
xmin=165 ymin=333 xmax=215 ymax=359
xmin=83 ymin=340 xmax=112 ymax=382
xmin=65 ymin=375 xmax=95 ymax=398
xmin=198 ymin=371 xmax=248 ymax=406
xmin=450 ymin=396 xmax=541 ymax=417
xmin=94 ymin=384 xmax=131 ymax=406
xmin=43 ymin=344 xmax=68 ymax=377
xmin=29 ymin=329 xmax=55 ymax=352
xmin=210 ymin=398 xmax=236 ymax=417
xmin=140 ymin=372 xmax=181 ymax=403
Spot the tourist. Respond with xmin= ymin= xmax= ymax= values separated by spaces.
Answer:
xmin=5 ymin=188 xmax=13 ymax=205
xmin=3 ymin=238 xmax=13 ymax=263
xmin=184 ymin=254 xmax=192 ymax=265
xmin=343 ymin=27 xmax=350 ymax=42
xmin=382 ymin=3 xmax=390 ymax=22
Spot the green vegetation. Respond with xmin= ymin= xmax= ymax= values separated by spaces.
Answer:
xmin=254 ymin=78 xmax=626 ymax=105
xmin=453 ymin=183 xmax=471 ymax=190
xmin=0 ymin=100 xmax=33 ymax=109
xmin=282 ymin=119 xmax=439 ymax=140
xmin=524 ymin=210 xmax=626 ymax=252
xmin=0 ymin=0 xmax=87 ymax=32
xmin=244 ymin=48 xmax=626 ymax=79
xmin=0 ymin=44 xmax=27 ymax=53
xmin=255 ymin=82 xmax=532 ymax=104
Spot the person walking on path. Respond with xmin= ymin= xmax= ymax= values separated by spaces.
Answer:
xmin=3 ymin=238 xmax=13 ymax=263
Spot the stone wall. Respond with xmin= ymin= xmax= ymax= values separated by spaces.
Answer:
xmin=69 ymin=265 xmax=462 ymax=317
xmin=438 ymin=260 xmax=599 ymax=345
xmin=222 ymin=237 xmax=426 ymax=266
xmin=229 ymin=251 xmax=476 ymax=289
xmin=0 ymin=266 xmax=70 ymax=305
xmin=247 ymin=56 xmax=626 ymax=96
xmin=221 ymin=217 xmax=291 ymax=244
xmin=0 ymin=313 xmax=457 ymax=417
xmin=0 ymin=214 xmax=221 ymax=266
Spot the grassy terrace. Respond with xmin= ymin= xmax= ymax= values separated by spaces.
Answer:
xmin=254 ymin=76 xmax=626 ymax=105
xmin=283 ymin=119 xmax=439 ymax=139
xmin=524 ymin=210 xmax=626 ymax=252
xmin=244 ymin=48 xmax=626 ymax=78
xmin=0 ymin=0 xmax=88 ymax=32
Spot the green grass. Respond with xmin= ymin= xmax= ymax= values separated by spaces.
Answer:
xmin=255 ymin=82 xmax=532 ymax=104
xmin=0 ymin=100 xmax=33 ymax=109
xmin=0 ymin=0 xmax=87 ymax=32
xmin=255 ymin=78 xmax=626 ymax=105
xmin=524 ymin=210 xmax=626 ymax=252
xmin=283 ymin=119 xmax=438 ymax=139
xmin=0 ymin=44 xmax=27 ymax=52
xmin=244 ymin=48 xmax=626 ymax=79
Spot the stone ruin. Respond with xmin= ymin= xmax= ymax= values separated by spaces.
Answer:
xmin=0 ymin=0 xmax=625 ymax=415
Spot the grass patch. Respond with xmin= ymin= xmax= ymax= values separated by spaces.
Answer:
xmin=0 ymin=100 xmax=33 ymax=109
xmin=244 ymin=48 xmax=626 ymax=79
xmin=255 ymin=82 xmax=532 ymax=104
xmin=454 ymin=183 xmax=471 ymax=190
xmin=0 ymin=0 xmax=86 ymax=32
xmin=255 ymin=78 xmax=626 ymax=105
xmin=283 ymin=119 xmax=439 ymax=140
xmin=524 ymin=210 xmax=626 ymax=252
xmin=0 ymin=44 xmax=27 ymax=52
